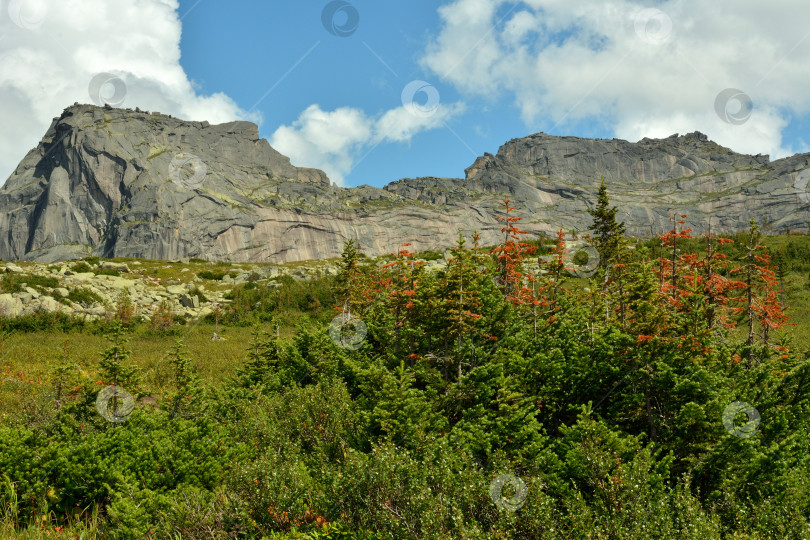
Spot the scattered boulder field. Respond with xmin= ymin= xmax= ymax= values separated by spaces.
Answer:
xmin=0 ymin=253 xmax=493 ymax=321
xmin=0 ymin=257 xmax=342 ymax=321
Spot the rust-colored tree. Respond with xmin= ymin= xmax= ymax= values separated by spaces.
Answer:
xmin=730 ymin=221 xmax=790 ymax=367
xmin=382 ymin=242 xmax=424 ymax=357
xmin=491 ymin=199 xmax=536 ymax=307
xmin=657 ymin=214 xmax=693 ymax=310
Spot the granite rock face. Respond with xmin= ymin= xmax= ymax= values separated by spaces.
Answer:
xmin=386 ymin=131 xmax=810 ymax=238
xmin=0 ymin=104 xmax=808 ymax=263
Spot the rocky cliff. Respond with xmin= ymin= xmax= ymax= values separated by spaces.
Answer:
xmin=1 ymin=104 xmax=808 ymax=263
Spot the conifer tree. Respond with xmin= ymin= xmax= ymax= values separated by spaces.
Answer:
xmin=336 ymin=238 xmax=367 ymax=315
xmin=443 ymin=234 xmax=484 ymax=379
xmin=491 ymin=199 xmax=536 ymax=305
xmin=166 ymin=339 xmax=204 ymax=419
xmin=97 ymin=321 xmax=139 ymax=420
xmin=99 ymin=321 xmax=139 ymax=392
xmin=52 ymin=340 xmax=80 ymax=411
xmin=587 ymin=178 xmax=626 ymax=270
xmin=382 ymin=243 xmax=424 ymax=357
xmin=236 ymin=324 xmax=284 ymax=391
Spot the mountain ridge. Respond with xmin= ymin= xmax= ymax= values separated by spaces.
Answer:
xmin=1 ymin=103 xmax=808 ymax=263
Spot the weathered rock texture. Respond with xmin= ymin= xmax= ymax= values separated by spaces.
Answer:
xmin=1 ymin=104 xmax=808 ymax=262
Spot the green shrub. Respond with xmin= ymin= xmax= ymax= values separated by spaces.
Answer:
xmin=188 ymin=287 xmax=208 ymax=303
xmin=0 ymin=273 xmax=60 ymax=294
xmin=0 ymin=311 xmax=86 ymax=332
xmin=197 ymin=270 xmax=226 ymax=281
xmin=67 ymin=287 xmax=103 ymax=307
xmin=419 ymin=250 xmax=444 ymax=261
xmin=71 ymin=261 xmax=93 ymax=273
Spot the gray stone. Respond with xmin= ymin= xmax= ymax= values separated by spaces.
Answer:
xmin=99 ymin=261 xmax=130 ymax=273
xmin=4 ymin=263 xmax=22 ymax=273
xmin=24 ymin=287 xmax=40 ymax=299
xmin=166 ymin=285 xmax=185 ymax=295
xmin=38 ymin=295 xmax=61 ymax=313
xmin=54 ymin=287 xmax=69 ymax=297
xmin=179 ymin=293 xmax=200 ymax=309
xmin=0 ymin=293 xmax=23 ymax=317
xmin=97 ymin=275 xmax=135 ymax=289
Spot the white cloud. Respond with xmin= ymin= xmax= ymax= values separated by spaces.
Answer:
xmin=270 ymin=100 xmax=463 ymax=186
xmin=421 ymin=0 xmax=810 ymax=159
xmin=0 ymin=0 xmax=257 ymax=183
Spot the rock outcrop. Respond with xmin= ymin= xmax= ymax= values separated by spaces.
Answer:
xmin=0 ymin=104 xmax=808 ymax=263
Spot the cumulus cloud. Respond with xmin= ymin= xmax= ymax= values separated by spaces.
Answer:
xmin=0 ymin=0 xmax=257 ymax=183
xmin=270 ymin=97 xmax=463 ymax=185
xmin=421 ymin=0 xmax=810 ymax=159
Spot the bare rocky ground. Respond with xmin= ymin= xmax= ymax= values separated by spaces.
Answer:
xmin=0 ymin=241 xmax=571 ymax=322
xmin=0 ymin=257 xmax=336 ymax=321
xmin=0 ymin=253 xmax=479 ymax=321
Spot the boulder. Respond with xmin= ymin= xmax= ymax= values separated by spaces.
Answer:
xmin=166 ymin=285 xmax=185 ymax=296
xmin=24 ymin=287 xmax=40 ymax=299
xmin=179 ymin=293 xmax=200 ymax=309
xmin=99 ymin=261 xmax=130 ymax=273
xmin=0 ymin=293 xmax=23 ymax=317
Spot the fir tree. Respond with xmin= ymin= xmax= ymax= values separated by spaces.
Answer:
xmin=52 ymin=340 xmax=81 ymax=411
xmin=166 ymin=339 xmax=204 ymax=419
xmin=236 ymin=323 xmax=284 ymax=391
xmin=587 ymin=178 xmax=626 ymax=270
xmin=336 ymin=238 xmax=367 ymax=314
xmin=443 ymin=234 xmax=484 ymax=379
xmin=97 ymin=320 xmax=139 ymax=421
xmin=98 ymin=320 xmax=139 ymax=391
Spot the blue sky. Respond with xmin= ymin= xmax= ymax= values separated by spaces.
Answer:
xmin=1 ymin=0 xmax=809 ymax=187
xmin=176 ymin=0 xmax=524 ymax=186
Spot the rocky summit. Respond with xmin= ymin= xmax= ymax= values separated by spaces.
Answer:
xmin=1 ymin=104 xmax=809 ymax=263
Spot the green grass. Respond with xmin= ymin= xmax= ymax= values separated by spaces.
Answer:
xmin=0 ymin=324 xmax=260 ymax=424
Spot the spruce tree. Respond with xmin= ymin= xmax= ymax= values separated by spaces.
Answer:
xmin=336 ymin=238 xmax=365 ymax=314
xmin=166 ymin=339 xmax=203 ymax=419
xmin=97 ymin=320 xmax=139 ymax=421
xmin=98 ymin=320 xmax=139 ymax=391
xmin=588 ymin=178 xmax=626 ymax=270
